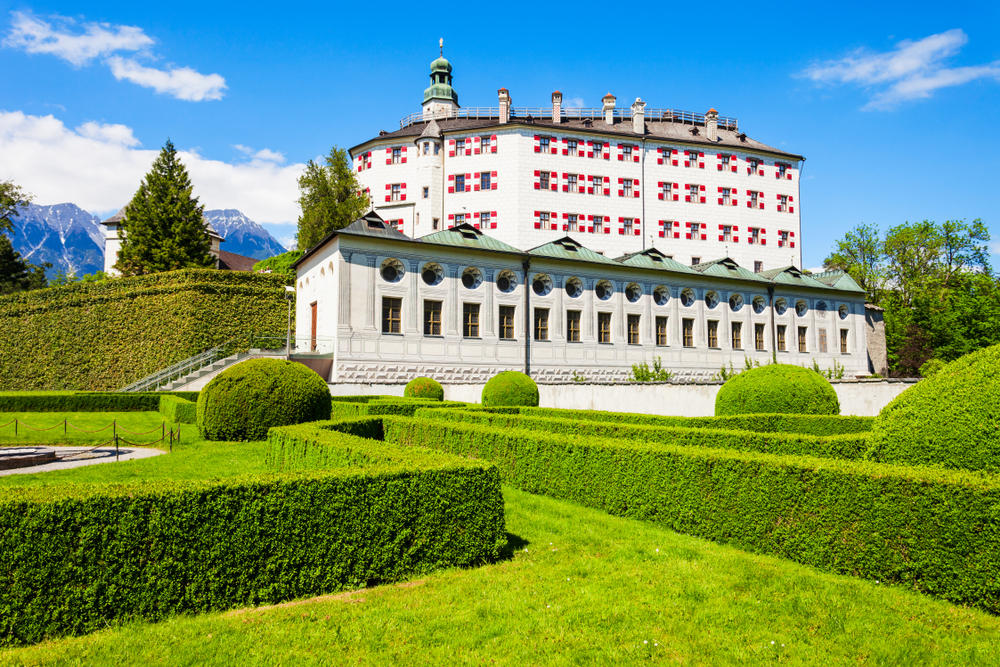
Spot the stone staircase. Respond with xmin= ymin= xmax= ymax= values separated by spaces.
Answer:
xmin=161 ymin=349 xmax=285 ymax=391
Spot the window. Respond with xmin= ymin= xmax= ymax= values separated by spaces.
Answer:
xmin=749 ymin=228 xmax=760 ymax=245
xmin=720 ymin=154 xmax=731 ymax=170
xmin=593 ymin=142 xmax=605 ymax=158
xmin=480 ymin=211 xmax=491 ymax=228
xmin=499 ymin=306 xmax=516 ymax=340
xmin=422 ymin=187 xmax=429 ymax=199
xmin=627 ymin=314 xmax=641 ymax=345
xmin=661 ymin=182 xmax=673 ymax=199
xmin=423 ymin=142 xmax=430 ymax=155
xmin=721 ymin=225 xmax=733 ymax=242
xmin=423 ymin=300 xmax=442 ymax=336
xmin=593 ymin=176 xmax=607 ymax=195
xmin=661 ymin=220 xmax=674 ymax=237
xmin=456 ymin=138 xmax=465 ymax=152
xmin=567 ymin=174 xmax=577 ymax=190
xmin=755 ymin=323 xmax=765 ymax=351
xmin=481 ymin=172 xmax=491 ymax=190
xmin=534 ymin=308 xmax=550 ymax=341
xmin=455 ymin=174 xmax=465 ymax=192
xmin=539 ymin=212 xmax=550 ymax=228
xmin=707 ymin=320 xmax=719 ymax=348
xmin=749 ymin=191 xmax=759 ymax=207
xmin=623 ymin=217 xmax=634 ymax=235
xmin=567 ymin=310 xmax=581 ymax=342
xmin=434 ymin=143 xmax=440 ymax=155
xmin=622 ymin=145 xmax=633 ymax=160
xmin=597 ymin=312 xmax=612 ymax=343
xmin=540 ymin=172 xmax=550 ymax=189
xmin=688 ymin=183 xmax=699 ymax=200
xmin=754 ymin=260 xmax=763 ymax=273
xmin=777 ymin=325 xmax=787 ymax=351
xmin=691 ymin=257 xmax=701 ymax=266
xmin=480 ymin=136 xmax=491 ymax=152
xmin=656 ymin=316 xmax=668 ymax=346
xmin=731 ymin=322 xmax=742 ymax=349
xmin=623 ymin=180 xmax=633 ymax=197
xmin=382 ymin=297 xmax=402 ymax=334
xmin=567 ymin=214 xmax=578 ymax=232
xmin=390 ymin=184 xmax=401 ymax=201
xmin=779 ymin=230 xmax=790 ymax=247
xmin=840 ymin=328 xmax=849 ymax=354
xmin=567 ymin=139 xmax=578 ymax=153
xmin=778 ymin=194 xmax=789 ymax=212
xmin=454 ymin=213 xmax=466 ymax=226
xmin=593 ymin=216 xmax=604 ymax=234
xmin=818 ymin=327 xmax=828 ymax=353
xmin=721 ymin=187 xmax=731 ymax=205
xmin=748 ymin=157 xmax=760 ymax=174
xmin=540 ymin=137 xmax=550 ymax=152
xmin=686 ymin=150 xmax=700 ymax=166
xmin=682 ymin=318 xmax=694 ymax=347
xmin=463 ymin=303 xmax=480 ymax=338
xmin=798 ymin=326 xmax=807 ymax=353
xmin=391 ymin=147 xmax=401 ymax=164
xmin=777 ymin=162 xmax=788 ymax=178
xmin=432 ymin=217 xmax=440 ymax=230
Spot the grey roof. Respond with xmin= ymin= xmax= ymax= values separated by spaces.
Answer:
xmin=351 ymin=115 xmax=802 ymax=161
xmin=419 ymin=223 xmax=521 ymax=254
xmin=417 ymin=119 xmax=442 ymax=140
xmin=527 ymin=236 xmax=619 ymax=265
xmin=691 ymin=257 xmax=770 ymax=283
xmin=338 ymin=211 xmax=413 ymax=241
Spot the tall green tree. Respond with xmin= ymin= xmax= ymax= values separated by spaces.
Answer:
xmin=296 ymin=147 xmax=369 ymax=250
xmin=823 ymin=223 xmax=886 ymax=302
xmin=115 ymin=140 xmax=215 ymax=276
xmin=0 ymin=179 xmax=31 ymax=235
xmin=0 ymin=179 xmax=46 ymax=294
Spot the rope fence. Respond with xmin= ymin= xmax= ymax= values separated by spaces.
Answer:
xmin=0 ymin=418 xmax=181 ymax=453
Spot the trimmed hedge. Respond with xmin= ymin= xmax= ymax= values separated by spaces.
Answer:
xmin=0 ymin=269 xmax=289 ymax=391
xmin=329 ymin=397 xmax=468 ymax=420
xmin=197 ymin=359 xmax=331 ymax=441
xmin=385 ymin=416 xmax=1000 ymax=614
xmin=0 ymin=423 xmax=506 ymax=647
xmin=481 ymin=371 xmax=538 ymax=407
xmin=158 ymin=395 xmax=197 ymax=424
xmin=0 ymin=391 xmax=199 ymax=413
xmin=715 ymin=364 xmax=840 ymax=416
xmin=414 ymin=408 xmax=870 ymax=460
xmin=404 ymin=377 xmax=444 ymax=401
xmin=867 ymin=343 xmax=1000 ymax=472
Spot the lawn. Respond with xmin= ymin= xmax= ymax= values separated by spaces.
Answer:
xmin=3 ymin=485 xmax=1000 ymax=665
xmin=0 ymin=411 xmax=174 ymax=447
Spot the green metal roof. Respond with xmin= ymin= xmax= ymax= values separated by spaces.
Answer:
xmin=691 ymin=257 xmax=770 ymax=283
xmin=616 ymin=248 xmax=698 ymax=274
xmin=527 ymin=237 xmax=620 ymax=265
xmin=418 ymin=224 xmax=521 ymax=254
xmin=759 ymin=265 xmax=841 ymax=291
xmin=809 ymin=269 xmax=865 ymax=293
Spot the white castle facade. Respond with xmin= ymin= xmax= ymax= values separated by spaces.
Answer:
xmin=294 ymin=53 xmax=869 ymax=383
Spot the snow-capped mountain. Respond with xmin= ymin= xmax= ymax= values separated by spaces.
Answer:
xmin=9 ymin=203 xmax=105 ymax=278
xmin=203 ymin=209 xmax=286 ymax=260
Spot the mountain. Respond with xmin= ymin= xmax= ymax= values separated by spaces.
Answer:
xmin=203 ymin=209 xmax=286 ymax=260
xmin=9 ymin=203 xmax=105 ymax=278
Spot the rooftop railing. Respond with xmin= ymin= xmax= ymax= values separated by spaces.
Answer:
xmin=399 ymin=107 xmax=738 ymax=131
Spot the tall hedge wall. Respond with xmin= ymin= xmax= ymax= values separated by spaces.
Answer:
xmin=0 ymin=422 xmax=505 ymax=647
xmin=0 ymin=270 xmax=290 ymax=391
xmin=384 ymin=416 xmax=1000 ymax=614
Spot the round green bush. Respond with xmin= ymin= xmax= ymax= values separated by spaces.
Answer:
xmin=403 ymin=376 xmax=444 ymax=401
xmin=715 ymin=364 xmax=840 ymax=416
xmin=867 ymin=344 xmax=1000 ymax=472
xmin=197 ymin=358 xmax=331 ymax=441
xmin=482 ymin=371 xmax=539 ymax=407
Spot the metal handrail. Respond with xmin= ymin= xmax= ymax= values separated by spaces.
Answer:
xmin=399 ymin=106 xmax=738 ymax=130
xmin=120 ymin=338 xmax=238 ymax=392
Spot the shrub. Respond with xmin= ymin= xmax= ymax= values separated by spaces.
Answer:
xmin=0 ymin=269 xmax=289 ymax=390
xmin=919 ymin=357 xmax=946 ymax=378
xmin=0 ymin=391 xmax=198 ymax=412
xmin=252 ymin=250 xmax=304 ymax=283
xmin=404 ymin=377 xmax=444 ymax=401
xmin=866 ymin=344 xmax=1000 ymax=472
xmin=715 ymin=364 xmax=839 ymax=416
xmin=628 ymin=357 xmax=673 ymax=382
xmin=158 ymin=395 xmax=196 ymax=423
xmin=197 ymin=358 xmax=331 ymax=441
xmin=0 ymin=422 xmax=505 ymax=647
xmin=481 ymin=371 xmax=539 ymax=408
xmin=385 ymin=416 xmax=1000 ymax=614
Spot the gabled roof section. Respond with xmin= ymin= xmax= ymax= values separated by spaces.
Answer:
xmin=759 ymin=265 xmax=834 ymax=290
xmin=527 ymin=236 xmax=619 ymax=265
xmin=616 ymin=247 xmax=697 ymax=274
xmin=810 ymin=269 xmax=865 ymax=293
xmin=338 ymin=211 xmax=413 ymax=241
xmin=691 ymin=257 xmax=768 ymax=283
xmin=419 ymin=223 xmax=521 ymax=253
xmin=418 ymin=119 xmax=442 ymax=140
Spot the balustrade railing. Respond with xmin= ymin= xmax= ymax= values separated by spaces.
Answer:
xmin=399 ymin=107 xmax=738 ymax=131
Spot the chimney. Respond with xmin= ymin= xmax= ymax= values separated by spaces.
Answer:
xmin=602 ymin=93 xmax=616 ymax=125
xmin=498 ymin=88 xmax=511 ymax=124
xmin=551 ymin=91 xmax=562 ymax=123
xmin=631 ymin=98 xmax=646 ymax=135
xmin=705 ymin=108 xmax=718 ymax=142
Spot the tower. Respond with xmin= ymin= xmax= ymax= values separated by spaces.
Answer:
xmin=422 ymin=40 xmax=459 ymax=119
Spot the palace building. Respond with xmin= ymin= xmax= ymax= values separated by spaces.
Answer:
xmin=294 ymin=52 xmax=870 ymax=384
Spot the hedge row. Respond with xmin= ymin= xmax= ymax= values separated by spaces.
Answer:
xmin=384 ymin=417 xmax=1000 ymax=614
xmin=0 ymin=269 xmax=290 ymax=391
xmin=329 ymin=397 xmax=468 ymax=420
xmin=158 ymin=395 xmax=197 ymax=423
xmin=0 ymin=391 xmax=199 ymax=413
xmin=0 ymin=423 xmax=506 ymax=647
xmin=514 ymin=407 xmax=874 ymax=436
xmin=414 ymin=409 xmax=870 ymax=460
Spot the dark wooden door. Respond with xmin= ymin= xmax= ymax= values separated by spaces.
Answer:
xmin=310 ymin=302 xmax=318 ymax=351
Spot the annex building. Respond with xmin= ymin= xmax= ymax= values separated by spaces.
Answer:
xmin=294 ymin=52 xmax=870 ymax=383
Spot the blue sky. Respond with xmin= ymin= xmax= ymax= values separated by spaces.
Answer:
xmin=0 ymin=0 xmax=998 ymax=264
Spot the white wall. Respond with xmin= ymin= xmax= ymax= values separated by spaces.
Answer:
xmin=329 ymin=379 xmax=915 ymax=417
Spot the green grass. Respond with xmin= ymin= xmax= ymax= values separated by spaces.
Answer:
xmin=3 ymin=486 xmax=999 ymax=665
xmin=0 ymin=411 xmax=173 ymax=446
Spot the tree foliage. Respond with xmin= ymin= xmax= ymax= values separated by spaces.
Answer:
xmin=116 ymin=140 xmax=215 ymax=276
xmin=825 ymin=219 xmax=999 ymax=376
xmin=0 ymin=179 xmax=46 ymax=294
xmin=296 ymin=146 xmax=369 ymax=250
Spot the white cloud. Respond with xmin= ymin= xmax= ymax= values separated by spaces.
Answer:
xmin=3 ymin=10 xmax=152 ymax=66
xmin=990 ymin=240 xmax=1000 ymax=257
xmin=564 ymin=97 xmax=585 ymax=109
xmin=3 ymin=11 xmax=226 ymax=102
xmin=107 ymin=56 xmax=226 ymax=102
xmin=0 ymin=110 xmax=302 ymax=223
xmin=800 ymin=29 xmax=1000 ymax=110
xmin=234 ymin=144 xmax=286 ymax=164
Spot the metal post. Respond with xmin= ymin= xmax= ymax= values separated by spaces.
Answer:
xmin=286 ymin=288 xmax=294 ymax=360
xmin=64 ymin=419 xmax=67 ymax=436
xmin=115 ymin=434 xmax=119 ymax=461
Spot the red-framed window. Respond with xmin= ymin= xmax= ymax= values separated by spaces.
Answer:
xmin=588 ymin=214 xmax=609 ymax=234
xmin=561 ymin=172 xmax=586 ymax=193
xmin=385 ymin=146 xmax=407 ymax=165
xmin=618 ymin=177 xmax=640 ymax=198
xmin=618 ymin=217 xmax=641 ymax=236
xmin=775 ymin=162 xmax=792 ymax=179
xmin=659 ymin=220 xmax=679 ymax=239
xmin=473 ymin=211 xmax=498 ymax=230
xmin=533 ymin=210 xmax=559 ymax=230
xmin=747 ymin=190 xmax=765 ymax=209
xmin=561 ymin=138 xmax=586 ymax=157
xmin=747 ymin=157 xmax=764 ymax=176
xmin=747 ymin=227 xmax=766 ymax=245
xmin=717 ymin=186 xmax=738 ymax=206
xmin=658 ymin=181 xmax=678 ymax=201
xmin=356 ymin=151 xmax=372 ymax=172
xmin=618 ymin=143 xmax=640 ymax=162
xmin=588 ymin=175 xmax=610 ymax=195
xmin=716 ymin=153 xmax=737 ymax=173
xmin=777 ymin=230 xmax=796 ymax=248
xmin=447 ymin=212 xmax=467 ymax=228
xmin=385 ymin=182 xmax=406 ymax=202
xmin=718 ymin=224 xmax=739 ymax=243
xmin=684 ymin=150 xmax=705 ymax=168
xmin=685 ymin=184 xmax=706 ymax=203
xmin=657 ymin=147 xmax=678 ymax=166
xmin=387 ymin=218 xmax=404 ymax=232
xmin=533 ymin=170 xmax=558 ymax=191
xmin=448 ymin=173 xmax=474 ymax=193
xmin=589 ymin=141 xmax=609 ymax=159
xmin=684 ymin=222 xmax=707 ymax=241
xmin=534 ymin=135 xmax=558 ymax=154
xmin=475 ymin=171 xmax=498 ymax=191
xmin=776 ymin=194 xmax=795 ymax=213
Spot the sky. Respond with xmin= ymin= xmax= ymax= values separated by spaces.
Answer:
xmin=0 ymin=0 xmax=998 ymax=263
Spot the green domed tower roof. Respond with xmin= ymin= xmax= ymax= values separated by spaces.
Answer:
xmin=423 ymin=50 xmax=458 ymax=106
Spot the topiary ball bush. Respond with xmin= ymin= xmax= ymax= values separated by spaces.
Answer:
xmin=482 ymin=371 xmax=539 ymax=408
xmin=866 ymin=344 xmax=1000 ymax=472
xmin=197 ymin=358 xmax=331 ymax=441
xmin=404 ymin=376 xmax=444 ymax=401
xmin=715 ymin=364 xmax=839 ymax=416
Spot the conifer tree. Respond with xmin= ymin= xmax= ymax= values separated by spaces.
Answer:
xmin=0 ymin=178 xmax=46 ymax=293
xmin=296 ymin=146 xmax=369 ymax=250
xmin=116 ymin=140 xmax=215 ymax=276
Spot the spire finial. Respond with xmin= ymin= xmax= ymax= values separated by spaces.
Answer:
xmin=439 ymin=38 xmax=443 ymax=56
